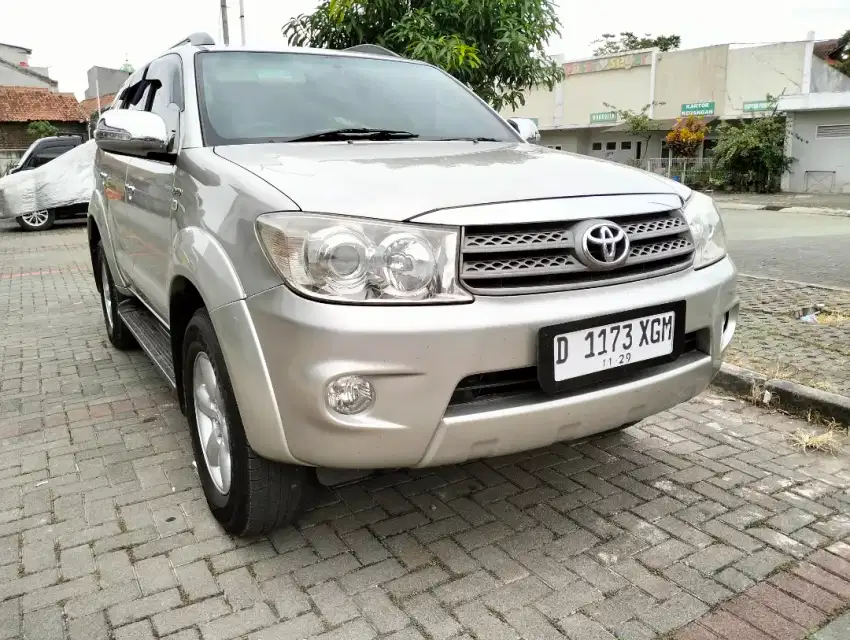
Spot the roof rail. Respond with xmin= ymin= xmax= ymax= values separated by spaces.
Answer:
xmin=169 ymin=32 xmax=216 ymax=49
xmin=344 ymin=44 xmax=402 ymax=58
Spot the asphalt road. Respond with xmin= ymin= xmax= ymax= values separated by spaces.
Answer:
xmin=720 ymin=207 xmax=850 ymax=288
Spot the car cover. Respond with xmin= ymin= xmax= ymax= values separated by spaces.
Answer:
xmin=0 ymin=140 xmax=96 ymax=219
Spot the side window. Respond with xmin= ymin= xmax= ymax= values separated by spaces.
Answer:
xmin=145 ymin=54 xmax=184 ymax=147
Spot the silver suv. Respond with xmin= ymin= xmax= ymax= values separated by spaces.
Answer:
xmin=89 ymin=33 xmax=738 ymax=536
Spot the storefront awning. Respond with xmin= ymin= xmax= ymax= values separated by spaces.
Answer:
xmin=604 ymin=115 xmax=718 ymax=132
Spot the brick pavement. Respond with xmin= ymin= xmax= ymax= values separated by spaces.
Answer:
xmin=725 ymin=276 xmax=850 ymax=397
xmin=2 ymin=221 xmax=850 ymax=639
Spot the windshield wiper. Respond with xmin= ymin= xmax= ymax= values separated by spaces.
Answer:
xmin=286 ymin=128 xmax=420 ymax=142
xmin=430 ymin=137 xmax=503 ymax=142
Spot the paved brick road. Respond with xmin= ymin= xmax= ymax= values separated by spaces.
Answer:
xmin=725 ymin=276 xmax=850 ymax=396
xmin=3 ymin=221 xmax=850 ymax=640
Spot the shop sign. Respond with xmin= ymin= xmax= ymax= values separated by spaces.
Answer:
xmin=743 ymin=100 xmax=772 ymax=113
xmin=590 ymin=111 xmax=618 ymax=124
xmin=681 ymin=101 xmax=715 ymax=116
xmin=564 ymin=52 xmax=652 ymax=76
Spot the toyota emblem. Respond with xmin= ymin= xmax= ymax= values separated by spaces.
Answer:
xmin=574 ymin=220 xmax=630 ymax=270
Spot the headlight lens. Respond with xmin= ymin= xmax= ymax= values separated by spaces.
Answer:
xmin=682 ymin=192 xmax=727 ymax=269
xmin=257 ymin=213 xmax=472 ymax=304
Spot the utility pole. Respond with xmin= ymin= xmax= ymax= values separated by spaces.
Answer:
xmin=239 ymin=0 xmax=246 ymax=45
xmin=220 ymin=0 xmax=230 ymax=46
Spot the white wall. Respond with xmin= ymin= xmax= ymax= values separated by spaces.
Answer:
xmin=654 ymin=46 xmax=728 ymax=120
xmin=786 ymin=109 xmax=850 ymax=193
xmin=811 ymin=58 xmax=850 ymax=93
xmin=0 ymin=63 xmax=53 ymax=89
xmin=725 ymin=42 xmax=805 ymax=116
xmin=0 ymin=44 xmax=29 ymax=66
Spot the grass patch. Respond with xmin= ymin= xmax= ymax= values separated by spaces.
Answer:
xmin=787 ymin=427 xmax=843 ymax=454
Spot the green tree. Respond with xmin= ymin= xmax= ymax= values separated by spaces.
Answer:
xmin=26 ymin=121 xmax=59 ymax=139
xmin=712 ymin=96 xmax=795 ymax=193
xmin=282 ymin=0 xmax=564 ymax=111
xmin=592 ymin=32 xmax=680 ymax=56
xmin=602 ymin=101 xmax=665 ymax=166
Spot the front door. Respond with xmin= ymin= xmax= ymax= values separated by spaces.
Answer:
xmin=107 ymin=54 xmax=184 ymax=320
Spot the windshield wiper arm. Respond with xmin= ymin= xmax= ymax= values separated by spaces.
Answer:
xmin=286 ymin=128 xmax=420 ymax=142
xmin=430 ymin=137 xmax=502 ymax=142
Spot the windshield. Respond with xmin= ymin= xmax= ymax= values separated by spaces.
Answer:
xmin=195 ymin=51 xmax=517 ymax=145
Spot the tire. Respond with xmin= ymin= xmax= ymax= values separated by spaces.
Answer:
xmin=183 ymin=308 xmax=312 ymax=535
xmin=97 ymin=242 xmax=136 ymax=350
xmin=16 ymin=209 xmax=55 ymax=231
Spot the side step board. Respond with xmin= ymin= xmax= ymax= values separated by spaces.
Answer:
xmin=117 ymin=299 xmax=177 ymax=389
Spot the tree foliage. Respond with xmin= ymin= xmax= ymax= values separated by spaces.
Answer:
xmin=712 ymin=96 xmax=795 ymax=193
xmin=592 ymin=32 xmax=680 ymax=56
xmin=281 ymin=0 xmax=564 ymax=110
xmin=665 ymin=115 xmax=708 ymax=158
xmin=26 ymin=121 xmax=58 ymax=140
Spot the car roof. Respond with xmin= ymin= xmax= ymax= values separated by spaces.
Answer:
xmin=170 ymin=43 xmax=428 ymax=66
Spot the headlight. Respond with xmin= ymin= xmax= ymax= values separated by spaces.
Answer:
xmin=256 ymin=213 xmax=472 ymax=304
xmin=682 ymin=192 xmax=727 ymax=269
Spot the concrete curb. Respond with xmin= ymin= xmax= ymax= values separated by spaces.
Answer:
xmin=712 ymin=362 xmax=850 ymax=426
xmin=716 ymin=202 xmax=850 ymax=216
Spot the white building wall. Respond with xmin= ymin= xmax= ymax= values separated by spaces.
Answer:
xmin=811 ymin=58 xmax=850 ymax=93
xmin=786 ymin=109 xmax=850 ymax=193
xmin=0 ymin=44 xmax=29 ymax=66
xmin=725 ymin=42 xmax=805 ymax=116
xmin=0 ymin=64 xmax=53 ymax=88
xmin=653 ymin=46 xmax=728 ymax=120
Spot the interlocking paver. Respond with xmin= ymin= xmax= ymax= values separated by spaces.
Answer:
xmin=5 ymin=224 xmax=850 ymax=638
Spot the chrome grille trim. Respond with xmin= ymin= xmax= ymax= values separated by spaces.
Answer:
xmin=460 ymin=209 xmax=694 ymax=295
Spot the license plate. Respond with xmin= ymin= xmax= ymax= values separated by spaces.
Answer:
xmin=537 ymin=302 xmax=686 ymax=394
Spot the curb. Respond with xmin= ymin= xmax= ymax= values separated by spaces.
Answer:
xmin=716 ymin=202 xmax=850 ymax=216
xmin=712 ymin=362 xmax=850 ymax=426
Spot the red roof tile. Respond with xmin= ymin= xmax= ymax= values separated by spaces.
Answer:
xmin=80 ymin=93 xmax=117 ymax=116
xmin=0 ymin=86 xmax=86 ymax=123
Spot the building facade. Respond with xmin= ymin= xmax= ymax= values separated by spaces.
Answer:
xmin=501 ymin=33 xmax=850 ymax=191
xmin=0 ymin=43 xmax=57 ymax=90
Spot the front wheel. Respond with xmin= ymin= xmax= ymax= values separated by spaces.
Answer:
xmin=16 ymin=209 xmax=55 ymax=231
xmin=97 ymin=243 xmax=136 ymax=350
xmin=183 ymin=308 xmax=312 ymax=535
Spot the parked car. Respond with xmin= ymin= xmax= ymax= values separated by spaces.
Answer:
xmin=89 ymin=33 xmax=738 ymax=536
xmin=2 ymin=135 xmax=89 ymax=230
xmin=0 ymin=138 xmax=93 ymax=231
xmin=6 ymin=134 xmax=83 ymax=176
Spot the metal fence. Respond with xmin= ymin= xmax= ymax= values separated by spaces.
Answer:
xmin=0 ymin=149 xmax=25 ymax=176
xmin=644 ymin=158 xmax=729 ymax=190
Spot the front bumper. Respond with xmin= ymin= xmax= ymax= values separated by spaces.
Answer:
xmin=212 ymin=257 xmax=738 ymax=468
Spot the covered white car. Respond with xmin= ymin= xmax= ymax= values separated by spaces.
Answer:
xmin=0 ymin=140 xmax=95 ymax=230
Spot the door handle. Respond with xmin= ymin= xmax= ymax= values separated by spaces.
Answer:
xmin=98 ymin=171 xmax=107 ymax=179
xmin=125 ymin=183 xmax=136 ymax=200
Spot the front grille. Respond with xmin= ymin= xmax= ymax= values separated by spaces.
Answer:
xmin=460 ymin=209 xmax=694 ymax=295
xmin=449 ymin=331 xmax=700 ymax=407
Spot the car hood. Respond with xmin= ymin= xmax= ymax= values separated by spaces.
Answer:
xmin=214 ymin=141 xmax=688 ymax=221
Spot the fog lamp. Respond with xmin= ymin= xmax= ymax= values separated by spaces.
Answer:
xmin=326 ymin=375 xmax=375 ymax=415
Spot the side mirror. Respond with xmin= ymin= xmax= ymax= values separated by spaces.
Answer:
xmin=508 ymin=117 xmax=541 ymax=144
xmin=95 ymin=109 xmax=170 ymax=158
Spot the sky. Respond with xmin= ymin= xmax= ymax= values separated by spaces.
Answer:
xmin=1 ymin=0 xmax=849 ymax=99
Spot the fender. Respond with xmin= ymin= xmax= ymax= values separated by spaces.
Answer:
xmin=168 ymin=226 xmax=297 ymax=464
xmin=87 ymin=188 xmax=130 ymax=290
xmin=168 ymin=226 xmax=246 ymax=311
